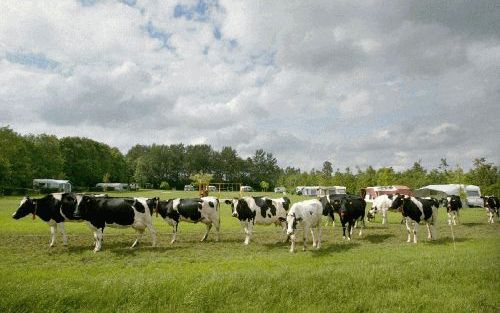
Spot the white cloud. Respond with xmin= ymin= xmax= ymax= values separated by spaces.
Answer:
xmin=0 ymin=0 xmax=499 ymax=171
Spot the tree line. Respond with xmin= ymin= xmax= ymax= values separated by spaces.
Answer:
xmin=0 ymin=126 xmax=498 ymax=195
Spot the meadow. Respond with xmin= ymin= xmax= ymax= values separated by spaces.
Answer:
xmin=0 ymin=190 xmax=498 ymax=313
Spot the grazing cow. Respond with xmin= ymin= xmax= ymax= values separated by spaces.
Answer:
xmin=75 ymin=195 xmax=158 ymax=252
xmin=446 ymin=195 xmax=462 ymax=225
xmin=367 ymin=194 xmax=394 ymax=225
xmin=156 ymin=196 xmax=220 ymax=244
xmin=225 ymin=196 xmax=290 ymax=245
xmin=286 ymin=199 xmax=323 ymax=252
xmin=390 ymin=195 xmax=438 ymax=243
xmin=12 ymin=193 xmax=78 ymax=247
xmin=482 ymin=196 xmax=499 ymax=223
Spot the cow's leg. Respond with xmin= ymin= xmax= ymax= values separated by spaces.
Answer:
xmin=171 ymin=223 xmax=178 ymax=244
xmin=349 ymin=222 xmax=355 ymax=240
xmin=201 ymin=223 xmax=212 ymax=242
xmin=131 ymin=229 xmax=145 ymax=248
xmin=426 ymin=223 xmax=432 ymax=240
xmin=58 ymin=222 xmax=68 ymax=246
xmin=358 ymin=219 xmax=364 ymax=237
xmin=146 ymin=223 xmax=157 ymax=247
xmin=244 ymin=222 xmax=253 ymax=245
xmin=413 ymin=222 xmax=419 ymax=244
xmin=382 ymin=209 xmax=387 ymax=225
xmin=310 ymin=227 xmax=316 ymax=248
xmin=93 ymin=228 xmax=103 ymax=252
xmin=49 ymin=224 xmax=57 ymax=247
xmin=316 ymin=224 xmax=322 ymax=249
xmin=303 ymin=224 xmax=309 ymax=251
xmin=447 ymin=212 xmax=452 ymax=225
xmin=405 ymin=218 xmax=412 ymax=243
xmin=348 ymin=222 xmax=354 ymax=240
xmin=342 ymin=222 xmax=347 ymax=240
xmin=289 ymin=234 xmax=296 ymax=253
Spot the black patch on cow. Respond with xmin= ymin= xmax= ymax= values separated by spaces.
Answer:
xmin=208 ymin=201 xmax=215 ymax=208
xmin=133 ymin=200 xmax=146 ymax=213
xmin=75 ymin=196 xmax=135 ymax=229
xmin=447 ymin=195 xmax=462 ymax=212
xmin=282 ymin=197 xmax=291 ymax=211
xmin=177 ymin=199 xmax=203 ymax=222
xmin=253 ymin=197 xmax=276 ymax=218
xmin=235 ymin=199 xmax=256 ymax=221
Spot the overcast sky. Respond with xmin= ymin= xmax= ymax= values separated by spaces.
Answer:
xmin=1 ymin=0 xmax=499 ymax=171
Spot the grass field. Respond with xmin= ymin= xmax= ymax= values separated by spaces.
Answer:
xmin=0 ymin=190 xmax=498 ymax=313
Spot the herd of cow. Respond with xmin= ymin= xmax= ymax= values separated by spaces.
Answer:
xmin=11 ymin=192 xmax=500 ymax=253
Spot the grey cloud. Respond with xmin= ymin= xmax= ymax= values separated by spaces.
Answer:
xmin=408 ymin=0 xmax=500 ymax=39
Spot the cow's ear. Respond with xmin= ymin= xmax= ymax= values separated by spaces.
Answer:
xmin=224 ymin=200 xmax=232 ymax=205
xmin=278 ymin=217 xmax=286 ymax=222
xmin=296 ymin=217 xmax=302 ymax=221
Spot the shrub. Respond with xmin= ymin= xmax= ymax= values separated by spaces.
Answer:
xmin=160 ymin=181 xmax=170 ymax=190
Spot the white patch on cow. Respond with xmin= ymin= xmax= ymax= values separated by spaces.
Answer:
xmin=19 ymin=197 xmax=28 ymax=207
xmin=172 ymin=198 xmax=181 ymax=211
xmin=410 ymin=197 xmax=424 ymax=218
xmin=52 ymin=193 xmax=63 ymax=201
xmin=75 ymin=195 xmax=84 ymax=206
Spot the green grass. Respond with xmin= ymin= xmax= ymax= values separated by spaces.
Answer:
xmin=0 ymin=190 xmax=498 ymax=313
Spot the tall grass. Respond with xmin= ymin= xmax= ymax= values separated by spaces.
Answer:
xmin=0 ymin=190 xmax=498 ymax=312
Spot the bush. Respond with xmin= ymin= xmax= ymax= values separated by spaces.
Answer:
xmin=160 ymin=181 xmax=170 ymax=190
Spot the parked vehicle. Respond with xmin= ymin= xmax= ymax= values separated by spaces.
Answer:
xmin=184 ymin=185 xmax=195 ymax=191
xmin=274 ymin=187 xmax=286 ymax=193
xmin=240 ymin=186 xmax=253 ymax=192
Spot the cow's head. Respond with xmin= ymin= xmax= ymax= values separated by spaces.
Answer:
xmin=367 ymin=206 xmax=377 ymax=221
xmin=339 ymin=198 xmax=352 ymax=219
xmin=389 ymin=194 xmax=405 ymax=212
xmin=319 ymin=196 xmax=335 ymax=221
xmin=286 ymin=212 xmax=301 ymax=236
xmin=12 ymin=196 xmax=35 ymax=219
xmin=224 ymin=198 xmax=245 ymax=218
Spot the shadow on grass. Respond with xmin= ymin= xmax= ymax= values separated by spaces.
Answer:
xmin=310 ymin=242 xmax=360 ymax=257
xmin=362 ymin=233 xmax=395 ymax=243
xmin=425 ymin=237 xmax=469 ymax=245
xmin=461 ymin=222 xmax=484 ymax=227
xmin=64 ymin=240 xmax=183 ymax=254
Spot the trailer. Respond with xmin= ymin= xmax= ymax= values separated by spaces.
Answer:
xmin=361 ymin=185 xmax=412 ymax=202
xmin=33 ymin=179 xmax=72 ymax=193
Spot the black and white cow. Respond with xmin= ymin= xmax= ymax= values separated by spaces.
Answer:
xmin=75 ymin=195 xmax=158 ymax=252
xmin=446 ymin=195 xmax=462 ymax=225
xmin=224 ymin=196 xmax=290 ymax=245
xmin=335 ymin=196 xmax=366 ymax=240
xmin=156 ymin=196 xmax=220 ymax=244
xmin=482 ymin=196 xmax=499 ymax=223
xmin=367 ymin=194 xmax=394 ymax=225
xmin=390 ymin=195 xmax=438 ymax=243
xmin=12 ymin=193 xmax=78 ymax=247
xmin=286 ymin=199 xmax=323 ymax=253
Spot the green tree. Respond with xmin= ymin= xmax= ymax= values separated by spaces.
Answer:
xmin=260 ymin=181 xmax=270 ymax=192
